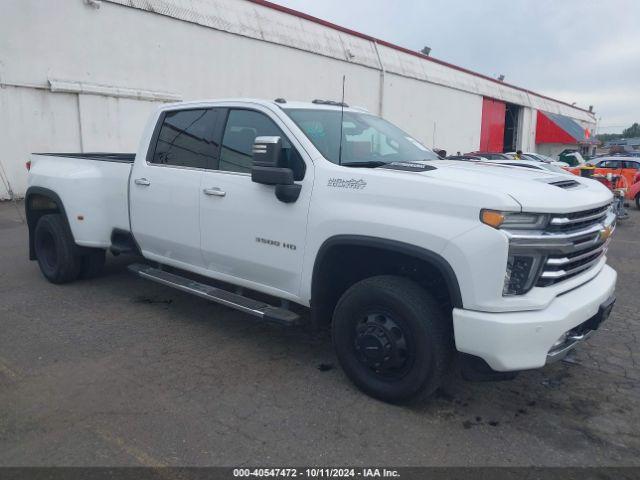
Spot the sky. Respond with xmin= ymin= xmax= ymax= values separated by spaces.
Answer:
xmin=272 ymin=0 xmax=639 ymax=134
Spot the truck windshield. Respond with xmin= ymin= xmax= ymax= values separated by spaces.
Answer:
xmin=283 ymin=109 xmax=439 ymax=166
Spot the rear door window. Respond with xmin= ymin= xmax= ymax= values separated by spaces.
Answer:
xmin=151 ymin=109 xmax=219 ymax=169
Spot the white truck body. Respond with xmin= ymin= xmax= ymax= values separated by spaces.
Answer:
xmin=25 ymin=99 xmax=617 ymax=401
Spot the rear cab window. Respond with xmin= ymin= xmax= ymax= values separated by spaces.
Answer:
xmin=149 ymin=109 xmax=220 ymax=169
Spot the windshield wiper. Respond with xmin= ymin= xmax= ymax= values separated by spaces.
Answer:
xmin=340 ymin=161 xmax=387 ymax=168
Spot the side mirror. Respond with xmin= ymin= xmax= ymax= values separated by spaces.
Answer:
xmin=252 ymin=136 xmax=285 ymax=169
xmin=251 ymin=136 xmax=301 ymax=203
xmin=251 ymin=165 xmax=294 ymax=186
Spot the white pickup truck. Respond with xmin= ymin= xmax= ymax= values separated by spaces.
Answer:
xmin=25 ymin=99 xmax=617 ymax=403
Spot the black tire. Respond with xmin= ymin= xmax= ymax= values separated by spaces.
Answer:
xmin=80 ymin=249 xmax=106 ymax=279
xmin=332 ymin=275 xmax=452 ymax=404
xmin=34 ymin=214 xmax=82 ymax=284
xmin=636 ymin=194 xmax=639 ymax=210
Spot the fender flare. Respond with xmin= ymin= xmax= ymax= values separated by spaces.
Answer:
xmin=25 ymin=186 xmax=73 ymax=260
xmin=311 ymin=235 xmax=464 ymax=309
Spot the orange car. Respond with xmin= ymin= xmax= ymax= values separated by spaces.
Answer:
xmin=570 ymin=156 xmax=640 ymax=199
xmin=631 ymin=172 xmax=640 ymax=209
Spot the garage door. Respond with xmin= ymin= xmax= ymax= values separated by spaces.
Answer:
xmin=480 ymin=98 xmax=506 ymax=152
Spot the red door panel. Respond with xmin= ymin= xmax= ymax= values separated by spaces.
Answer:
xmin=480 ymin=98 xmax=506 ymax=152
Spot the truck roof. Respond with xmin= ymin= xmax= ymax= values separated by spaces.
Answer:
xmin=161 ymin=98 xmax=368 ymax=114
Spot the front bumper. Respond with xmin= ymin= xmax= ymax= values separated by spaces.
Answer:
xmin=452 ymin=264 xmax=617 ymax=371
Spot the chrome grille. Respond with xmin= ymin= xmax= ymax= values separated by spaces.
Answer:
xmin=537 ymin=238 xmax=610 ymax=287
xmin=505 ymin=204 xmax=614 ymax=290
xmin=546 ymin=205 xmax=610 ymax=234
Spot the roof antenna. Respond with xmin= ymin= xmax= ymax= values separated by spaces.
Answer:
xmin=338 ymin=75 xmax=346 ymax=166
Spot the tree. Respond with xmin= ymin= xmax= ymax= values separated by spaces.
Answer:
xmin=596 ymin=122 xmax=640 ymax=143
xmin=596 ymin=132 xmax=623 ymax=142
xmin=622 ymin=123 xmax=640 ymax=138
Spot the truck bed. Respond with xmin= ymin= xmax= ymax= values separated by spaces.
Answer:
xmin=28 ymin=152 xmax=135 ymax=250
xmin=33 ymin=153 xmax=135 ymax=163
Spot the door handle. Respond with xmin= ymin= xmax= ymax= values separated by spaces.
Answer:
xmin=203 ymin=187 xmax=226 ymax=197
xmin=134 ymin=178 xmax=151 ymax=186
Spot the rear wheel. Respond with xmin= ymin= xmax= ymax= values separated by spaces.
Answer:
xmin=332 ymin=275 xmax=452 ymax=404
xmin=34 ymin=214 xmax=82 ymax=284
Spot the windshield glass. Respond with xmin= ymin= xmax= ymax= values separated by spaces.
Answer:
xmin=540 ymin=163 xmax=569 ymax=174
xmin=283 ymin=109 xmax=439 ymax=165
xmin=534 ymin=154 xmax=556 ymax=163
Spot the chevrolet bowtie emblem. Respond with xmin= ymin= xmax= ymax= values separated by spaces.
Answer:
xmin=599 ymin=226 xmax=613 ymax=242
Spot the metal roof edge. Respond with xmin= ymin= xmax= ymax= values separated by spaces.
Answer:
xmin=101 ymin=0 xmax=594 ymax=119
xmin=247 ymin=0 xmax=594 ymax=117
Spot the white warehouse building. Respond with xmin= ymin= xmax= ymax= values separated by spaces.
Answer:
xmin=1 ymin=0 xmax=598 ymax=199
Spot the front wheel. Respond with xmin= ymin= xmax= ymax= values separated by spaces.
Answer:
xmin=332 ymin=275 xmax=452 ymax=404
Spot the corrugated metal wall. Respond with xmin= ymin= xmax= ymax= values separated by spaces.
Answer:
xmin=0 ymin=0 xmax=596 ymax=199
xmin=105 ymin=0 xmax=597 ymax=122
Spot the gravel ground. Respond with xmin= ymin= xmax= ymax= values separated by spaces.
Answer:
xmin=0 ymin=200 xmax=638 ymax=466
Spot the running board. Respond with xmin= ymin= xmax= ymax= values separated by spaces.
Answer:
xmin=127 ymin=263 xmax=300 ymax=325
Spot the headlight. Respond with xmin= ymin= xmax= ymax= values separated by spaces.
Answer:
xmin=480 ymin=209 xmax=548 ymax=295
xmin=480 ymin=209 xmax=549 ymax=230
xmin=503 ymin=254 xmax=544 ymax=295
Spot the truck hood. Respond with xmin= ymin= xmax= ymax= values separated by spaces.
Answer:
xmin=387 ymin=160 xmax=613 ymax=213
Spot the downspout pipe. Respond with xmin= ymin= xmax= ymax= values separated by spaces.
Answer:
xmin=373 ymin=40 xmax=386 ymax=117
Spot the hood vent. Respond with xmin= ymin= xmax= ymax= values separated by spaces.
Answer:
xmin=549 ymin=179 xmax=580 ymax=189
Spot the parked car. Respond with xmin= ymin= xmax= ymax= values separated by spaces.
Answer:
xmin=448 ymin=156 xmax=570 ymax=174
xmin=573 ymin=156 xmax=640 ymax=199
xmin=586 ymin=156 xmax=637 ymax=166
xmin=523 ymin=152 xmax=559 ymax=164
xmin=504 ymin=152 xmax=569 ymax=168
xmin=479 ymin=159 xmax=573 ymax=175
xmin=446 ymin=155 xmax=484 ymax=161
xmin=464 ymin=151 xmax=510 ymax=160
xmin=559 ymin=150 xmax=586 ymax=167
xmin=602 ymin=151 xmax=640 ymax=158
xmin=503 ymin=152 xmax=537 ymax=161
xmin=25 ymin=99 xmax=617 ymax=403
xmin=630 ymin=172 xmax=640 ymax=209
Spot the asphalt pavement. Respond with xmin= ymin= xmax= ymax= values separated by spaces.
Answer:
xmin=0 ymin=200 xmax=638 ymax=466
